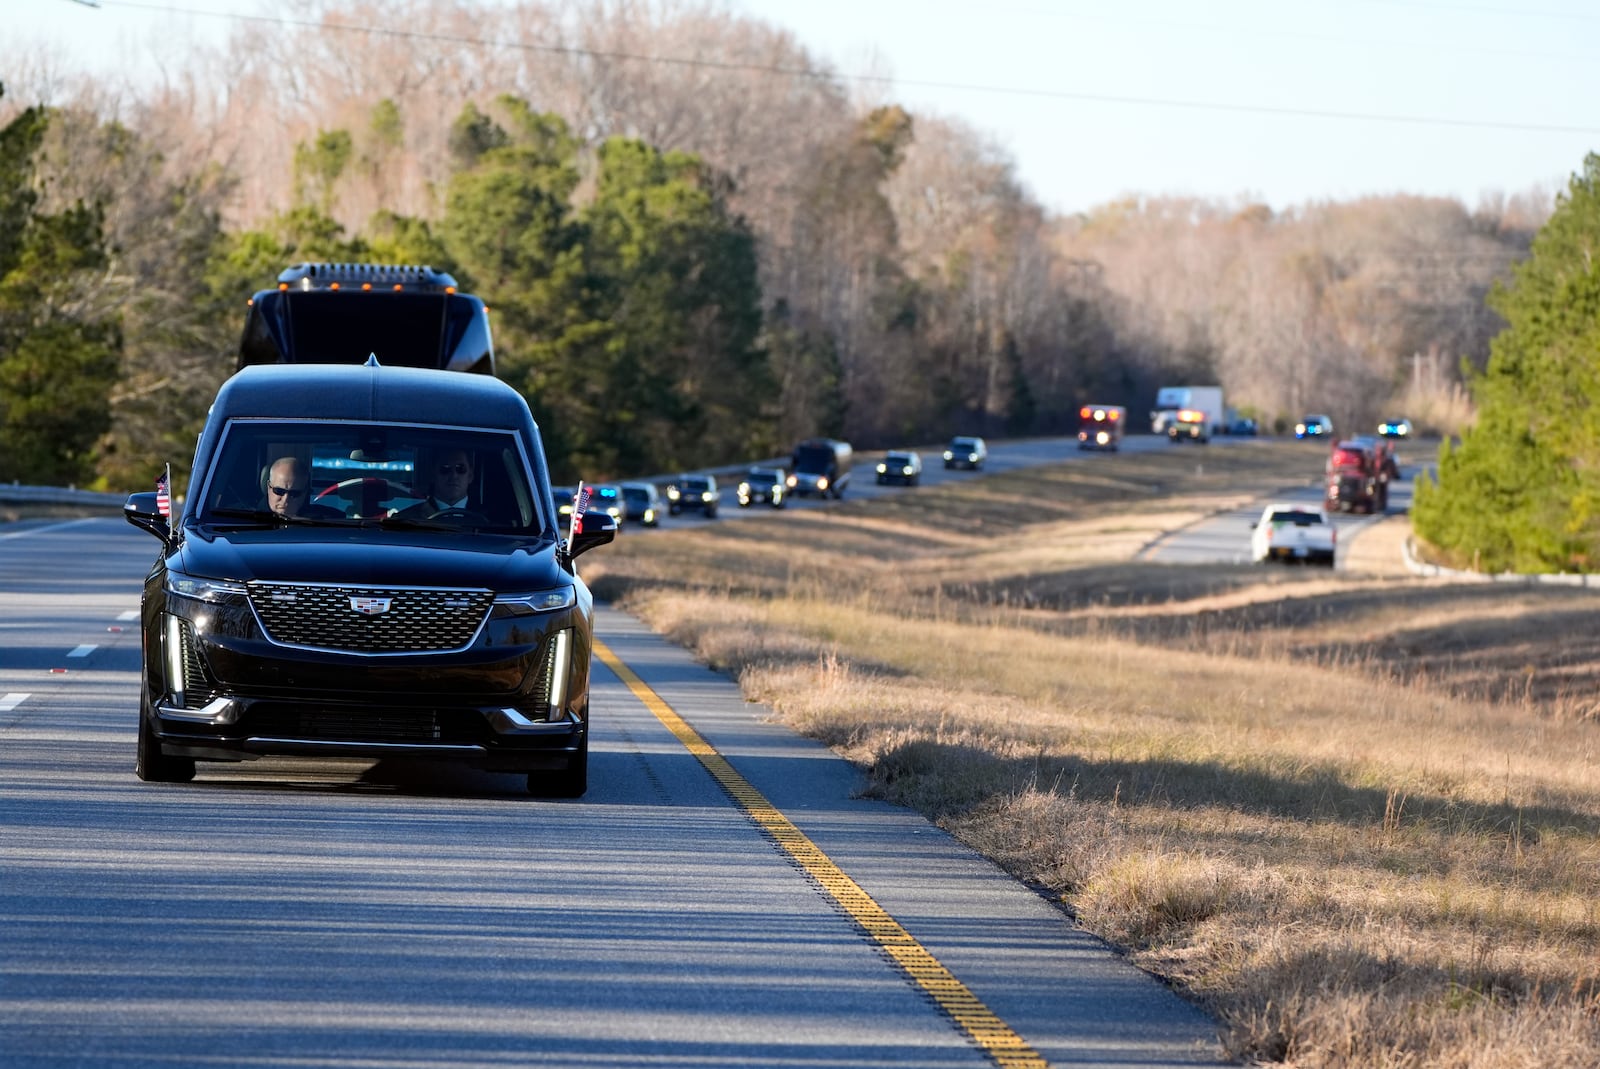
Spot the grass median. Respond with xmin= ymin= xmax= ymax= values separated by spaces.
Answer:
xmin=587 ymin=440 xmax=1600 ymax=1068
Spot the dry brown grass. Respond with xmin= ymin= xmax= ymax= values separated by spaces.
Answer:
xmin=585 ymin=442 xmax=1600 ymax=1068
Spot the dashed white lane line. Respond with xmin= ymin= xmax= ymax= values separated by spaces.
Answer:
xmin=117 ymin=610 xmax=138 ymax=622
xmin=0 ymin=693 xmax=30 ymax=713
xmin=66 ymin=645 xmax=97 ymax=658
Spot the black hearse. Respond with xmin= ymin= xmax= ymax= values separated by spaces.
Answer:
xmin=123 ymin=361 xmax=614 ymax=796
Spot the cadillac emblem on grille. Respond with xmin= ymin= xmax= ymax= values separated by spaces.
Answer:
xmin=248 ymin=582 xmax=494 ymax=654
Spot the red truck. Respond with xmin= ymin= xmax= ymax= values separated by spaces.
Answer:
xmin=1324 ymin=440 xmax=1389 ymax=514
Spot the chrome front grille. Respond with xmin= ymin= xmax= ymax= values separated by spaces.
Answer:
xmin=247 ymin=582 xmax=494 ymax=654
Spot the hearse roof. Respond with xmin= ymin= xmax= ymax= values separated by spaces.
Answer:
xmin=215 ymin=362 xmax=531 ymax=429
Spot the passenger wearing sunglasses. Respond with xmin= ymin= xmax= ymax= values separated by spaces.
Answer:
xmin=398 ymin=448 xmax=483 ymax=520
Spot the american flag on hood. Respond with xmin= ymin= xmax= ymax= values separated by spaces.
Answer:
xmin=155 ymin=466 xmax=171 ymax=517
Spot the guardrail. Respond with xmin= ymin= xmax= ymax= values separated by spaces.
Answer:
xmin=0 ymin=482 xmax=128 ymax=508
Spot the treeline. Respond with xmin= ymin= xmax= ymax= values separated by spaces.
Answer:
xmin=1412 ymin=154 xmax=1600 ymax=573
xmin=0 ymin=0 xmax=1555 ymax=491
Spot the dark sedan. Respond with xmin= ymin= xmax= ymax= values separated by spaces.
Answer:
xmin=123 ymin=363 xmax=615 ymax=797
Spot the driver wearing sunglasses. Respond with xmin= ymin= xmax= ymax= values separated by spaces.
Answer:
xmin=264 ymin=456 xmax=314 ymax=518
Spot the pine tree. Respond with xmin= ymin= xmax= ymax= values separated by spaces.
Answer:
xmin=1413 ymin=153 xmax=1600 ymax=571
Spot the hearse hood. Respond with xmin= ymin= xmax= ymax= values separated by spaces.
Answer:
xmin=175 ymin=526 xmax=566 ymax=592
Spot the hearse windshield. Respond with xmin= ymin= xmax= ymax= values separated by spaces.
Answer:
xmin=193 ymin=419 xmax=550 ymax=534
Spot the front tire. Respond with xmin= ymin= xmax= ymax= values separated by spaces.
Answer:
xmin=136 ymin=705 xmax=195 ymax=783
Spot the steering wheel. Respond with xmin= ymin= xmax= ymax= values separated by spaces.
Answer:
xmin=316 ymin=477 xmax=402 ymax=518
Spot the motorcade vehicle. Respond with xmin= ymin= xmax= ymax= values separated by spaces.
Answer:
xmin=788 ymin=438 xmax=853 ymax=497
xmin=876 ymin=450 xmax=923 ymax=485
xmin=121 ymin=360 xmax=615 ymax=797
xmin=1077 ymin=405 xmax=1125 ymax=451
xmin=590 ymin=484 xmax=628 ymax=526
xmin=1227 ymin=416 xmax=1259 ymax=436
xmin=553 ymin=486 xmax=575 ymax=519
xmin=1250 ymin=503 xmax=1336 ymax=567
xmin=238 ymin=263 xmax=494 ymax=375
xmin=619 ymin=481 xmax=664 ymax=526
xmin=1348 ymin=434 xmax=1401 ymax=482
xmin=1167 ymin=408 xmax=1209 ymax=443
xmin=666 ymin=473 xmax=720 ymax=517
xmin=942 ymin=436 xmax=987 ymax=470
xmin=1296 ymin=414 xmax=1334 ymax=439
xmin=736 ymin=467 xmax=787 ymax=508
xmin=1150 ymin=386 xmax=1224 ymax=436
xmin=1378 ymin=418 xmax=1413 ymax=439
xmin=1324 ymin=439 xmax=1388 ymax=513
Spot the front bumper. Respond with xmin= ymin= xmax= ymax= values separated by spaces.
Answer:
xmin=150 ymin=693 xmax=583 ymax=771
xmin=146 ymin=586 xmax=590 ymax=772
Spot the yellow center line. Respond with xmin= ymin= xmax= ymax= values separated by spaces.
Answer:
xmin=594 ymin=638 xmax=1052 ymax=1069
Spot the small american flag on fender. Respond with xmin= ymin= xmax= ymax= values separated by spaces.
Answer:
xmin=568 ymin=481 xmax=591 ymax=546
xmin=155 ymin=466 xmax=172 ymax=517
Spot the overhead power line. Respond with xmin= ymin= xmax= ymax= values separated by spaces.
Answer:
xmin=90 ymin=0 xmax=1600 ymax=137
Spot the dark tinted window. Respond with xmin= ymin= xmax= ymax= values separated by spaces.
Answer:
xmin=198 ymin=419 xmax=548 ymax=533
xmin=1268 ymin=510 xmax=1323 ymax=526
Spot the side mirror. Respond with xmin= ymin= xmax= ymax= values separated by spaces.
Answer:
xmin=124 ymin=492 xmax=171 ymax=542
xmin=568 ymin=512 xmax=617 ymax=560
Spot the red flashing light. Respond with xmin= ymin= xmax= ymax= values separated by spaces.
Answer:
xmin=1080 ymin=406 xmax=1091 ymax=419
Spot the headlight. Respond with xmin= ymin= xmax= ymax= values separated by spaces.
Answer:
xmin=786 ymin=474 xmax=797 ymax=487
xmin=666 ymin=487 xmax=680 ymax=500
xmin=902 ymin=466 xmax=914 ymax=475
xmin=817 ymin=476 xmax=829 ymax=490
xmin=701 ymin=491 xmax=715 ymax=502
xmin=942 ymin=450 xmax=954 ymax=460
xmin=876 ymin=463 xmax=887 ymax=474
xmin=494 ymin=587 xmax=576 ymax=615
xmin=164 ymin=570 xmax=247 ymax=603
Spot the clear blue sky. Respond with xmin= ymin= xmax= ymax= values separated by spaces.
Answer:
xmin=13 ymin=0 xmax=1598 ymax=215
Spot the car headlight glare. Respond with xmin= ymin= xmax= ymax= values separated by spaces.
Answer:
xmin=494 ymin=587 xmax=576 ymax=614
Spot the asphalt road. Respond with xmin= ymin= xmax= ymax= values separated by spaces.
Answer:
xmin=1140 ymin=458 xmax=1420 ymax=567
xmin=0 ymin=516 xmax=1227 ymax=1068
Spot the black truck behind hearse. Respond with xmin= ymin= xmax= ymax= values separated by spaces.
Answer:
xmin=123 ymin=361 xmax=615 ymax=797
xmin=239 ymin=262 xmax=495 ymax=375
xmin=787 ymin=438 xmax=853 ymax=498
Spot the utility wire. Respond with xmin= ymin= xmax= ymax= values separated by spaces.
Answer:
xmin=84 ymin=0 xmax=1600 ymax=136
